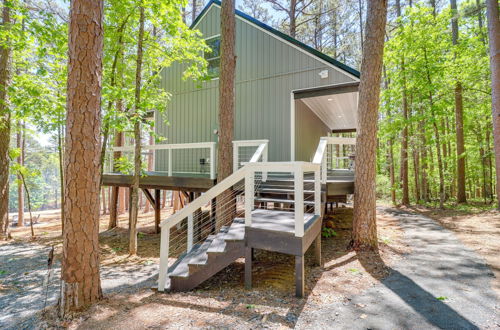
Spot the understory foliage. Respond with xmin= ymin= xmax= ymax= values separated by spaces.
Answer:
xmin=380 ymin=2 xmax=493 ymax=206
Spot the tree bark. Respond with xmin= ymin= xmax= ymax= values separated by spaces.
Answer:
xmin=352 ymin=0 xmax=387 ymax=250
xmin=290 ymin=0 xmax=297 ymax=38
xmin=129 ymin=4 xmax=145 ymax=255
xmin=216 ymin=0 xmax=236 ymax=229
xmin=0 ymin=0 xmax=12 ymax=240
xmin=451 ymin=0 xmax=467 ymax=203
xmin=60 ymin=0 xmax=103 ymax=314
xmin=17 ymin=121 xmax=24 ymax=226
xmin=486 ymin=0 xmax=500 ymax=209
xmin=108 ymin=130 xmax=123 ymax=229
xmin=191 ymin=0 xmax=197 ymax=23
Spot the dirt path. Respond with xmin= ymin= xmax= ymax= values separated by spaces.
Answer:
xmin=297 ymin=207 xmax=500 ymax=329
xmin=0 ymin=241 xmax=157 ymax=329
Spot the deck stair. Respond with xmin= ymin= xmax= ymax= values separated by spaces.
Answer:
xmin=255 ymin=174 xmax=325 ymax=210
xmin=167 ymin=219 xmax=246 ymax=291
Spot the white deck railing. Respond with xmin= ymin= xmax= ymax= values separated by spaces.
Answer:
xmin=313 ymin=137 xmax=356 ymax=183
xmin=107 ymin=142 xmax=217 ymax=180
xmin=232 ymin=139 xmax=269 ymax=172
xmin=157 ymin=159 xmax=321 ymax=292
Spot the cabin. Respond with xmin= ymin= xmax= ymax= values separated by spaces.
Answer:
xmin=102 ymin=0 xmax=360 ymax=298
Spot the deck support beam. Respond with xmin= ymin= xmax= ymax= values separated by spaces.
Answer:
xmin=245 ymin=247 xmax=253 ymax=290
xmin=155 ymin=189 xmax=161 ymax=233
xmin=314 ymin=233 xmax=322 ymax=267
xmin=295 ymin=255 xmax=304 ymax=298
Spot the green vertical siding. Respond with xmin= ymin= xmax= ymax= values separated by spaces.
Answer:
xmin=155 ymin=4 xmax=355 ymax=171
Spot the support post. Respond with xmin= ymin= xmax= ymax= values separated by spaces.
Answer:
xmin=233 ymin=142 xmax=238 ymax=173
xmin=211 ymin=198 xmax=216 ymax=234
xmin=245 ymin=246 xmax=253 ymax=289
xmin=314 ymin=167 xmax=321 ymax=215
xmin=168 ymin=148 xmax=172 ymax=176
xmin=210 ymin=143 xmax=216 ymax=180
xmin=158 ymin=227 xmax=170 ymax=291
xmin=187 ymin=214 xmax=193 ymax=251
xmin=314 ymin=234 xmax=322 ymax=267
xmin=262 ymin=144 xmax=268 ymax=182
xmin=155 ymin=189 xmax=161 ymax=233
xmin=295 ymin=255 xmax=304 ymax=298
xmin=245 ymin=171 xmax=254 ymax=226
xmin=322 ymin=152 xmax=327 ymax=184
xmin=294 ymin=166 xmax=304 ymax=237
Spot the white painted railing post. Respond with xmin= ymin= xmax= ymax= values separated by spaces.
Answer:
xmin=262 ymin=144 xmax=268 ymax=182
xmin=187 ymin=214 xmax=193 ymax=251
xmin=314 ymin=167 xmax=321 ymax=216
xmin=294 ymin=165 xmax=304 ymax=237
xmin=245 ymin=171 xmax=254 ymax=226
xmin=158 ymin=227 xmax=170 ymax=291
xmin=232 ymin=142 xmax=239 ymax=173
xmin=321 ymin=152 xmax=327 ymax=184
xmin=168 ymin=149 xmax=173 ymax=176
xmin=210 ymin=143 xmax=216 ymax=180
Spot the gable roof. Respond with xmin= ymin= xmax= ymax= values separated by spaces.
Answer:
xmin=191 ymin=0 xmax=360 ymax=79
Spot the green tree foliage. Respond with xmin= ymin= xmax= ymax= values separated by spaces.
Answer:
xmin=380 ymin=3 xmax=493 ymax=206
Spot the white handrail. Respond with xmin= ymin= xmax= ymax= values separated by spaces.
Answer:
xmin=312 ymin=136 xmax=356 ymax=183
xmin=159 ymin=167 xmax=247 ymax=229
xmin=109 ymin=142 xmax=217 ymax=180
xmin=232 ymin=139 xmax=269 ymax=173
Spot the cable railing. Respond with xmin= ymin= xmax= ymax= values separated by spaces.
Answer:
xmin=232 ymin=139 xmax=269 ymax=172
xmin=157 ymin=160 xmax=321 ymax=292
xmin=105 ymin=142 xmax=217 ymax=180
xmin=313 ymin=136 xmax=356 ymax=183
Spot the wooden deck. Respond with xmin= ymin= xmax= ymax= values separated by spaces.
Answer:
xmin=102 ymin=171 xmax=216 ymax=192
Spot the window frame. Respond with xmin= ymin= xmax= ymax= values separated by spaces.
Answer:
xmin=204 ymin=34 xmax=221 ymax=79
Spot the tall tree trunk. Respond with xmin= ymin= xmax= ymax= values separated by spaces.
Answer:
xmin=60 ymin=0 xmax=104 ymax=314
xmin=108 ymin=129 xmax=123 ymax=229
xmin=451 ymin=0 xmax=467 ymax=203
xmin=191 ymin=0 xmax=197 ymax=23
xmin=400 ymin=67 xmax=409 ymax=205
xmin=0 ymin=0 xmax=12 ymax=239
xmin=395 ymin=0 xmax=409 ymax=205
xmin=129 ymin=4 xmax=145 ymax=255
xmin=423 ymin=48 xmax=445 ymax=208
xmin=352 ymin=0 xmax=387 ymax=250
xmin=57 ymin=119 xmax=65 ymax=232
xmin=290 ymin=0 xmax=297 ymax=38
xmin=486 ymin=0 xmax=500 ymax=209
xmin=216 ymin=0 xmax=236 ymax=229
xmin=358 ymin=0 xmax=364 ymax=52
xmin=17 ymin=121 xmax=24 ymax=226
xmin=486 ymin=129 xmax=493 ymax=201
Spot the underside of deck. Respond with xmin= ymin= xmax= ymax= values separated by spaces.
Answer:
xmin=102 ymin=171 xmax=216 ymax=192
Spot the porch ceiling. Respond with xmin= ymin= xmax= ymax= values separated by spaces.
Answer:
xmin=300 ymin=91 xmax=358 ymax=131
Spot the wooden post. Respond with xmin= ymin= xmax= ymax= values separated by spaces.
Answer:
xmin=155 ymin=189 xmax=161 ymax=234
xmin=295 ymin=255 xmax=304 ymax=298
xmin=245 ymin=246 xmax=253 ymax=289
xmin=211 ymin=198 xmax=216 ymax=234
xmin=314 ymin=234 xmax=322 ymax=267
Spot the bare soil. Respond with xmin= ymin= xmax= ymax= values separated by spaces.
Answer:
xmin=7 ymin=206 xmax=409 ymax=329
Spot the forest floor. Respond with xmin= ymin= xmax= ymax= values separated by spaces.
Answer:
xmin=1 ymin=203 xmax=498 ymax=328
xmin=1 ymin=205 xmax=407 ymax=329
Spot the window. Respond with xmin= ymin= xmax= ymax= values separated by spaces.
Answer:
xmin=205 ymin=36 xmax=221 ymax=78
